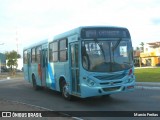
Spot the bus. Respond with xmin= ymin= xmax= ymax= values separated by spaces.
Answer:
xmin=23 ymin=26 xmax=135 ymax=100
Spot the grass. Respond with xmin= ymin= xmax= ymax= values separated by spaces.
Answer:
xmin=134 ymin=67 xmax=160 ymax=82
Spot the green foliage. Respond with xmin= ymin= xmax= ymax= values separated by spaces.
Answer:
xmin=140 ymin=42 xmax=144 ymax=47
xmin=139 ymin=42 xmax=144 ymax=52
xmin=135 ymin=68 xmax=160 ymax=82
xmin=5 ymin=50 xmax=21 ymax=74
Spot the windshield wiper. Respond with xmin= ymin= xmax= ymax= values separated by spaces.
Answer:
xmin=112 ymin=38 xmax=122 ymax=51
xmin=93 ymin=38 xmax=105 ymax=59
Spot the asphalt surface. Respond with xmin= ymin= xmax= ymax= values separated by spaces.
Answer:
xmin=0 ymin=78 xmax=74 ymax=120
xmin=136 ymin=82 xmax=160 ymax=90
xmin=0 ymin=100 xmax=74 ymax=120
xmin=0 ymin=77 xmax=160 ymax=120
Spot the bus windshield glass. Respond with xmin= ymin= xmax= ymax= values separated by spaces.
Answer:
xmin=82 ymin=40 xmax=133 ymax=72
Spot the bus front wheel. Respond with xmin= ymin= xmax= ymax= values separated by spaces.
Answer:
xmin=61 ymin=81 xmax=72 ymax=100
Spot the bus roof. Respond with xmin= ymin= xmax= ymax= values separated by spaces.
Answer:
xmin=23 ymin=26 xmax=129 ymax=50
xmin=49 ymin=26 xmax=128 ymax=42
xmin=23 ymin=39 xmax=48 ymax=50
xmin=49 ymin=27 xmax=81 ymax=42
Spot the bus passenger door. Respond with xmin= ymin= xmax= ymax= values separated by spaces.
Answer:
xmin=27 ymin=52 xmax=31 ymax=82
xmin=70 ymin=42 xmax=80 ymax=94
xmin=41 ymin=49 xmax=48 ymax=87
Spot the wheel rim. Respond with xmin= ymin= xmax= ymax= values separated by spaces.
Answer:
xmin=63 ymin=84 xmax=69 ymax=98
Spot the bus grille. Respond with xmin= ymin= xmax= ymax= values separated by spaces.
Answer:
xmin=100 ymin=81 xmax=122 ymax=85
xmin=103 ymin=86 xmax=121 ymax=92
xmin=94 ymin=73 xmax=125 ymax=80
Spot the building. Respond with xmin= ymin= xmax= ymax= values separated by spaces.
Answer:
xmin=0 ymin=53 xmax=6 ymax=72
xmin=133 ymin=50 xmax=141 ymax=67
xmin=140 ymin=42 xmax=160 ymax=66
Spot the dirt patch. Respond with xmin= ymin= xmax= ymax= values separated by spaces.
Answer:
xmin=0 ymin=72 xmax=24 ymax=80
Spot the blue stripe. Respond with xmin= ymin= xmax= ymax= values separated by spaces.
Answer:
xmin=48 ymin=63 xmax=55 ymax=89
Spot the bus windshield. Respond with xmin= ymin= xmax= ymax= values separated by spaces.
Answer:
xmin=82 ymin=39 xmax=133 ymax=72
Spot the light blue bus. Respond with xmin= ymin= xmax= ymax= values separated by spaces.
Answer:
xmin=23 ymin=26 xmax=135 ymax=100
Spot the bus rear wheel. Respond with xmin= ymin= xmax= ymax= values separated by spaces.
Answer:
xmin=32 ymin=75 xmax=40 ymax=90
xmin=61 ymin=81 xmax=72 ymax=100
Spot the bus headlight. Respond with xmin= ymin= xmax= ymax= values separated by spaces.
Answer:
xmin=87 ymin=79 xmax=95 ymax=87
xmin=128 ymin=77 xmax=134 ymax=83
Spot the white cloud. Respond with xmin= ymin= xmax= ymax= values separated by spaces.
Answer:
xmin=0 ymin=0 xmax=160 ymax=54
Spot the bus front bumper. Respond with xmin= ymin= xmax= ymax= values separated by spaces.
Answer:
xmin=80 ymin=82 xmax=135 ymax=98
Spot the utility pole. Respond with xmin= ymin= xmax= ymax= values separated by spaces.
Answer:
xmin=16 ymin=28 xmax=19 ymax=54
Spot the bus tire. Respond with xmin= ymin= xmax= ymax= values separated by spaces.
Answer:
xmin=32 ymin=75 xmax=40 ymax=90
xmin=61 ymin=81 xmax=72 ymax=100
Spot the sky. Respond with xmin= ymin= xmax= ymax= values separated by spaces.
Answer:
xmin=0 ymin=0 xmax=160 ymax=55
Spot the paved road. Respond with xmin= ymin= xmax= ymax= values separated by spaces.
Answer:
xmin=0 ymin=78 xmax=159 ymax=120
xmin=136 ymin=82 xmax=160 ymax=90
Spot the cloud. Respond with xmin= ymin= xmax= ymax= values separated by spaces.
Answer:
xmin=0 ymin=0 xmax=160 ymax=53
xmin=152 ymin=18 xmax=160 ymax=25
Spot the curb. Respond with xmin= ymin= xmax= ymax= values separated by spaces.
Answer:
xmin=136 ymin=82 xmax=160 ymax=90
xmin=135 ymin=86 xmax=160 ymax=90
xmin=136 ymin=82 xmax=160 ymax=86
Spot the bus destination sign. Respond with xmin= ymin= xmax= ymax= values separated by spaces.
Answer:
xmin=81 ymin=28 xmax=130 ymax=38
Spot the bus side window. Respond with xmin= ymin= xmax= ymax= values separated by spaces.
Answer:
xmin=36 ymin=46 xmax=41 ymax=63
xmin=59 ymin=39 xmax=68 ymax=62
xmin=49 ymin=43 xmax=53 ymax=62
xmin=49 ymin=41 xmax=58 ymax=62
xmin=31 ymin=48 xmax=36 ymax=63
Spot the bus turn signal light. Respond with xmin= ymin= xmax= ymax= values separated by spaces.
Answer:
xmin=128 ymin=69 xmax=132 ymax=76
xmin=127 ymin=86 xmax=134 ymax=89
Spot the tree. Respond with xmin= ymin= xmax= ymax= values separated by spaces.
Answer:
xmin=5 ymin=50 xmax=21 ymax=75
xmin=140 ymin=42 xmax=144 ymax=52
xmin=136 ymin=47 xmax=140 ymax=51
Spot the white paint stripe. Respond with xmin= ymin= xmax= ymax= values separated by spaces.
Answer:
xmin=3 ymin=99 xmax=53 ymax=111
xmin=2 ymin=99 xmax=83 ymax=120
xmin=72 ymin=117 xmax=84 ymax=120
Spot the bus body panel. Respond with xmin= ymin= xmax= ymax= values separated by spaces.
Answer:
xmin=31 ymin=63 xmax=41 ymax=85
xmin=23 ymin=64 xmax=29 ymax=81
xmin=23 ymin=49 xmax=32 ymax=82
xmin=48 ymin=34 xmax=80 ymax=92
xmin=79 ymin=67 xmax=135 ymax=98
xmin=23 ymin=26 xmax=135 ymax=99
xmin=23 ymin=40 xmax=48 ymax=87
xmin=47 ymin=62 xmax=56 ymax=90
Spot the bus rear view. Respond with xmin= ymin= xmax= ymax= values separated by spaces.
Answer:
xmin=79 ymin=27 xmax=135 ymax=98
